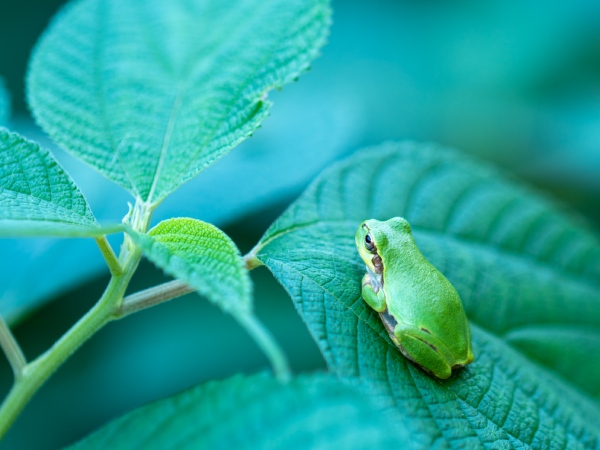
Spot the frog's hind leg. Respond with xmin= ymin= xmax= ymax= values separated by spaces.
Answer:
xmin=393 ymin=324 xmax=454 ymax=379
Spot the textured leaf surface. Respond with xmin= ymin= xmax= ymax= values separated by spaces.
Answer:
xmin=0 ymin=128 xmax=103 ymax=236
xmin=254 ymin=142 xmax=600 ymax=448
xmin=129 ymin=218 xmax=251 ymax=314
xmin=28 ymin=0 xmax=331 ymax=204
xmin=0 ymin=78 xmax=8 ymax=126
xmin=68 ymin=372 xmax=410 ymax=450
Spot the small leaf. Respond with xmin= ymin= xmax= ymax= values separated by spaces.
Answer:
xmin=127 ymin=219 xmax=291 ymax=379
xmin=128 ymin=218 xmax=251 ymax=314
xmin=0 ymin=78 xmax=9 ymax=126
xmin=28 ymin=0 xmax=331 ymax=204
xmin=68 ymin=372 xmax=411 ymax=450
xmin=254 ymin=142 xmax=600 ymax=447
xmin=0 ymin=128 xmax=107 ymax=237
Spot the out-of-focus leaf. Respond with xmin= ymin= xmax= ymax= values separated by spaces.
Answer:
xmin=0 ymin=78 xmax=8 ymax=126
xmin=1 ymin=85 xmax=358 ymax=324
xmin=253 ymin=142 xmax=600 ymax=447
xmin=128 ymin=218 xmax=251 ymax=315
xmin=68 ymin=372 xmax=411 ymax=450
xmin=28 ymin=0 xmax=331 ymax=204
xmin=0 ymin=128 xmax=105 ymax=237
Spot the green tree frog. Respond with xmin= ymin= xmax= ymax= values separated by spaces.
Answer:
xmin=355 ymin=217 xmax=474 ymax=379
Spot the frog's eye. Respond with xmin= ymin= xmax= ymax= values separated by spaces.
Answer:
xmin=364 ymin=234 xmax=375 ymax=252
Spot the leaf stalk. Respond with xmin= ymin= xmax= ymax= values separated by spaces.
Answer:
xmin=234 ymin=312 xmax=291 ymax=382
xmin=117 ymin=279 xmax=195 ymax=318
xmin=0 ymin=316 xmax=27 ymax=379
xmin=95 ymin=235 xmax=122 ymax=276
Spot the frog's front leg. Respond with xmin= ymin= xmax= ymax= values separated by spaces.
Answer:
xmin=393 ymin=323 xmax=456 ymax=379
xmin=361 ymin=273 xmax=386 ymax=312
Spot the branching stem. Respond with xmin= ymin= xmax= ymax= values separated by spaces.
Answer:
xmin=0 ymin=246 xmax=142 ymax=439
xmin=95 ymin=235 xmax=122 ymax=276
xmin=0 ymin=317 xmax=27 ymax=379
xmin=0 ymin=201 xmax=291 ymax=438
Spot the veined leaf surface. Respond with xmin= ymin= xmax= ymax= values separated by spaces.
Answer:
xmin=0 ymin=128 xmax=104 ymax=237
xmin=28 ymin=0 xmax=331 ymax=204
xmin=253 ymin=142 xmax=600 ymax=448
xmin=69 ymin=373 xmax=411 ymax=449
xmin=128 ymin=218 xmax=251 ymax=314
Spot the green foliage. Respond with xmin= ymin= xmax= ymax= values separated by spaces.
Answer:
xmin=4 ymin=0 xmax=599 ymax=446
xmin=0 ymin=128 xmax=107 ymax=237
xmin=0 ymin=79 xmax=8 ymax=126
xmin=1 ymin=0 xmax=335 ymax=439
xmin=28 ymin=0 xmax=331 ymax=205
xmin=67 ymin=372 xmax=410 ymax=450
xmin=128 ymin=218 xmax=251 ymax=314
xmin=127 ymin=218 xmax=289 ymax=380
xmin=252 ymin=142 xmax=600 ymax=447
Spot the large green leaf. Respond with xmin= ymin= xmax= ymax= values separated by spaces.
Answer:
xmin=68 ymin=372 xmax=411 ymax=449
xmin=0 ymin=128 xmax=107 ymax=237
xmin=252 ymin=142 xmax=600 ymax=448
xmin=28 ymin=0 xmax=331 ymax=204
xmin=128 ymin=218 xmax=251 ymax=314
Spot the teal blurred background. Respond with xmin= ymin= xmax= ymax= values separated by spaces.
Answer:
xmin=1 ymin=0 xmax=600 ymax=448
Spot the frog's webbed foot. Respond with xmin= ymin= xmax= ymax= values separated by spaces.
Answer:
xmin=361 ymin=273 xmax=386 ymax=312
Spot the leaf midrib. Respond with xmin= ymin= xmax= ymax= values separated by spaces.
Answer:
xmin=92 ymin=0 xmax=131 ymax=193
xmin=147 ymin=80 xmax=185 ymax=203
xmin=139 ymin=1 xmax=273 ymax=203
xmin=160 ymin=1 xmax=275 ymax=199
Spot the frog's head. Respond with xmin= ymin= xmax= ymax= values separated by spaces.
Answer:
xmin=355 ymin=217 xmax=412 ymax=274
xmin=355 ymin=219 xmax=386 ymax=274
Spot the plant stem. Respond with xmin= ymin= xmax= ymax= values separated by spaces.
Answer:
xmin=95 ymin=235 xmax=122 ymax=276
xmin=0 ymin=316 xmax=26 ymax=379
xmin=118 ymin=280 xmax=195 ymax=318
xmin=234 ymin=312 xmax=291 ymax=382
xmin=0 ymin=249 xmax=141 ymax=438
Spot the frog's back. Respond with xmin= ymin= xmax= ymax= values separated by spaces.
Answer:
xmin=382 ymin=248 xmax=472 ymax=361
